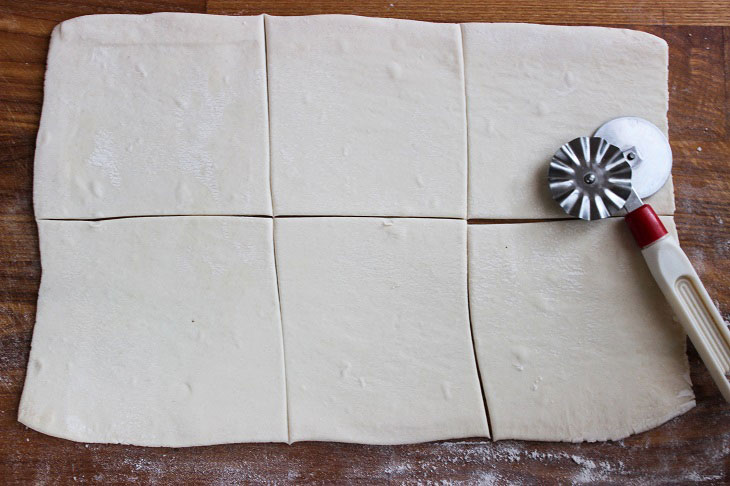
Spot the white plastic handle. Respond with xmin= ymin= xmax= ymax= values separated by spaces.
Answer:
xmin=642 ymin=234 xmax=730 ymax=402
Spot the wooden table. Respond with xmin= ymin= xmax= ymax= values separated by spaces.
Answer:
xmin=1 ymin=0 xmax=729 ymax=483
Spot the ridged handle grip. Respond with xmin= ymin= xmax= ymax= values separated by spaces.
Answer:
xmin=641 ymin=234 xmax=730 ymax=402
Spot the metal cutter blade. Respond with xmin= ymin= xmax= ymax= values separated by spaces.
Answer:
xmin=548 ymin=137 xmax=633 ymax=220
xmin=594 ymin=116 xmax=673 ymax=199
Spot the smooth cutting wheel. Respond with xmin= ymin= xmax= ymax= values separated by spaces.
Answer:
xmin=594 ymin=116 xmax=673 ymax=199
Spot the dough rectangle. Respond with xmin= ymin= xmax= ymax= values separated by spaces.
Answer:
xmin=19 ymin=217 xmax=287 ymax=446
xmin=266 ymin=15 xmax=468 ymax=218
xmin=468 ymin=218 xmax=694 ymax=442
xmin=34 ymin=13 xmax=272 ymax=219
xmin=462 ymin=23 xmax=675 ymax=219
xmin=275 ymin=217 xmax=489 ymax=444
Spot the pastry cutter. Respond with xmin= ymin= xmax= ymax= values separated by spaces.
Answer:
xmin=548 ymin=116 xmax=730 ymax=402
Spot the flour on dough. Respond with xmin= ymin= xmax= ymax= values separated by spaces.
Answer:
xmin=19 ymin=217 xmax=287 ymax=446
xmin=468 ymin=218 xmax=694 ymax=442
xmin=275 ymin=217 xmax=488 ymax=444
xmin=34 ymin=13 xmax=272 ymax=219
xmin=462 ymin=23 xmax=675 ymax=219
xmin=266 ymin=15 xmax=467 ymax=218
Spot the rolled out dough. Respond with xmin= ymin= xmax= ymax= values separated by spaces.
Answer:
xmin=266 ymin=15 xmax=468 ymax=218
xmin=19 ymin=217 xmax=287 ymax=446
xmin=468 ymin=218 xmax=695 ymax=442
xmin=33 ymin=13 xmax=272 ymax=219
xmin=275 ymin=217 xmax=489 ymax=444
xmin=20 ymin=13 xmax=692 ymax=447
xmin=462 ymin=23 xmax=675 ymax=219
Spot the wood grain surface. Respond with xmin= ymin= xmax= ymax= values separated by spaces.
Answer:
xmin=1 ymin=0 xmax=730 ymax=484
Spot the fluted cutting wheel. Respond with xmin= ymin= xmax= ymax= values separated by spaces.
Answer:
xmin=548 ymin=137 xmax=633 ymax=220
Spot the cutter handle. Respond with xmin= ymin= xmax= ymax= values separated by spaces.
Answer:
xmin=629 ymin=206 xmax=730 ymax=403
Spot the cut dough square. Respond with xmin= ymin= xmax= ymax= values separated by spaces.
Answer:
xmin=275 ymin=217 xmax=488 ymax=444
xmin=266 ymin=15 xmax=468 ymax=218
xmin=462 ymin=23 xmax=675 ymax=219
xmin=468 ymin=218 xmax=695 ymax=442
xmin=34 ymin=13 xmax=272 ymax=219
xmin=19 ymin=217 xmax=287 ymax=446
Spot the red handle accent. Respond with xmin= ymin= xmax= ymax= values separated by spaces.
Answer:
xmin=624 ymin=204 xmax=668 ymax=249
